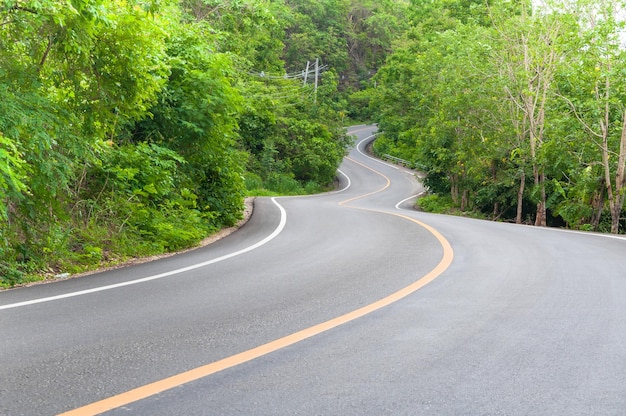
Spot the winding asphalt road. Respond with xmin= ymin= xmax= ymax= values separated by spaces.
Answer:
xmin=2 ymin=125 xmax=626 ymax=415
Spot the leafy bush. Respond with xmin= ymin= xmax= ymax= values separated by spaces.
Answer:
xmin=53 ymin=142 xmax=214 ymax=264
xmin=244 ymin=172 xmax=264 ymax=193
xmin=417 ymin=194 xmax=455 ymax=213
xmin=0 ymin=262 xmax=25 ymax=289
xmin=348 ymin=89 xmax=376 ymax=123
xmin=266 ymin=173 xmax=305 ymax=194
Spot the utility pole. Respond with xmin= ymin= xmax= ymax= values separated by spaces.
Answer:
xmin=303 ymin=60 xmax=310 ymax=85
xmin=314 ymin=58 xmax=319 ymax=105
xmin=302 ymin=59 xmax=320 ymax=103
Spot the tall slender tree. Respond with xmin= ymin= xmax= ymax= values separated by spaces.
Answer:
xmin=555 ymin=0 xmax=626 ymax=233
xmin=489 ymin=1 xmax=570 ymax=226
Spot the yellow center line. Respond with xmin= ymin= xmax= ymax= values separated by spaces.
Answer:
xmin=340 ymin=156 xmax=415 ymax=216
xmin=59 ymin=157 xmax=453 ymax=416
xmin=338 ymin=156 xmax=390 ymax=206
xmin=347 ymin=125 xmax=376 ymax=135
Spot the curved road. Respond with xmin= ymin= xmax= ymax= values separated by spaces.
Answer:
xmin=1 ymin=125 xmax=626 ymax=415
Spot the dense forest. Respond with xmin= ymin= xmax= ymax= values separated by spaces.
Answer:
xmin=1 ymin=0 xmax=625 ymax=287
xmin=0 ymin=0 xmax=404 ymax=286
xmin=368 ymin=0 xmax=626 ymax=235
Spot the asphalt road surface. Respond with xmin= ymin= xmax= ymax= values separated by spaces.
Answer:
xmin=2 ymin=125 xmax=626 ymax=415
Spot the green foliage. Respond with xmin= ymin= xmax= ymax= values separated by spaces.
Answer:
xmin=283 ymin=0 xmax=350 ymax=75
xmin=0 ymin=131 xmax=26 ymax=213
xmin=71 ymin=142 xmax=212 ymax=260
xmin=347 ymin=88 xmax=377 ymax=122
xmin=242 ymin=114 xmax=348 ymax=195
xmin=86 ymin=143 xmax=184 ymax=204
xmin=133 ymin=22 xmax=246 ymax=227
xmin=417 ymin=194 xmax=454 ymax=213
xmin=180 ymin=0 xmax=289 ymax=72
xmin=231 ymin=5 xmax=353 ymax=196
xmin=282 ymin=0 xmax=408 ymax=92
xmin=369 ymin=0 xmax=626 ymax=231
xmin=0 ymin=0 xmax=393 ymax=287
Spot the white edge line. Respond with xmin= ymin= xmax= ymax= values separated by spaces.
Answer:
xmin=511 ymin=221 xmax=626 ymax=241
xmin=0 ymin=198 xmax=288 ymax=311
xmin=336 ymin=169 xmax=351 ymax=193
xmin=273 ymin=168 xmax=351 ymax=201
xmin=353 ymin=130 xmax=626 ymax=242
xmin=395 ymin=193 xmax=424 ymax=211
xmin=356 ymin=135 xmax=399 ymax=170
xmin=396 ymin=195 xmax=626 ymax=242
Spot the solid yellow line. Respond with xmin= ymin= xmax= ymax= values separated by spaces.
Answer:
xmin=347 ymin=124 xmax=376 ymax=135
xmin=60 ymin=222 xmax=452 ymax=416
xmin=339 ymin=156 xmax=389 ymax=206
xmin=59 ymin=158 xmax=453 ymax=416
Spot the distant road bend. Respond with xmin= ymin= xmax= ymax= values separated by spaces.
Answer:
xmin=1 ymin=125 xmax=626 ymax=415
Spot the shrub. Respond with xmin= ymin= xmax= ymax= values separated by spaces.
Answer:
xmin=417 ymin=194 xmax=455 ymax=213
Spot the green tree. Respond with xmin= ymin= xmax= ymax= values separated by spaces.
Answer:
xmin=553 ymin=0 xmax=626 ymax=233
xmin=134 ymin=22 xmax=246 ymax=227
xmin=0 ymin=0 xmax=174 ymax=282
xmin=180 ymin=0 xmax=288 ymax=72
xmin=488 ymin=1 xmax=572 ymax=226
xmin=0 ymin=0 xmax=367 ymax=286
xmin=283 ymin=0 xmax=350 ymax=76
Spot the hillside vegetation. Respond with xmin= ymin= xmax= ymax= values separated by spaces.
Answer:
xmin=0 ymin=0 xmax=404 ymax=286
xmin=367 ymin=0 xmax=626 ymax=234
xmin=2 ymin=0 xmax=625 ymax=287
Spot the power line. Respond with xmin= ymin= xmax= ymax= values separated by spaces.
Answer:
xmin=245 ymin=59 xmax=326 ymax=105
xmin=313 ymin=58 xmax=319 ymax=104
xmin=248 ymin=62 xmax=328 ymax=80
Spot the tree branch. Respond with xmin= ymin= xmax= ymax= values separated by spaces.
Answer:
xmin=4 ymin=4 xmax=39 ymax=15
xmin=555 ymin=92 xmax=604 ymax=139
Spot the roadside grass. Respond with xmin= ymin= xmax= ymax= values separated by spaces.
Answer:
xmin=416 ymin=194 xmax=488 ymax=220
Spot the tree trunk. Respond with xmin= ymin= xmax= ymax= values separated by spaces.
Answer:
xmin=493 ymin=202 xmax=500 ymax=220
xmin=609 ymin=112 xmax=626 ymax=233
xmin=516 ymin=169 xmax=525 ymax=224
xmin=610 ymin=206 xmax=620 ymax=234
xmin=461 ymin=189 xmax=468 ymax=211
xmin=590 ymin=185 xmax=604 ymax=231
xmin=534 ymin=171 xmax=547 ymax=227
xmin=535 ymin=200 xmax=546 ymax=226
xmin=450 ymin=175 xmax=459 ymax=205
xmin=605 ymin=112 xmax=626 ymax=234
